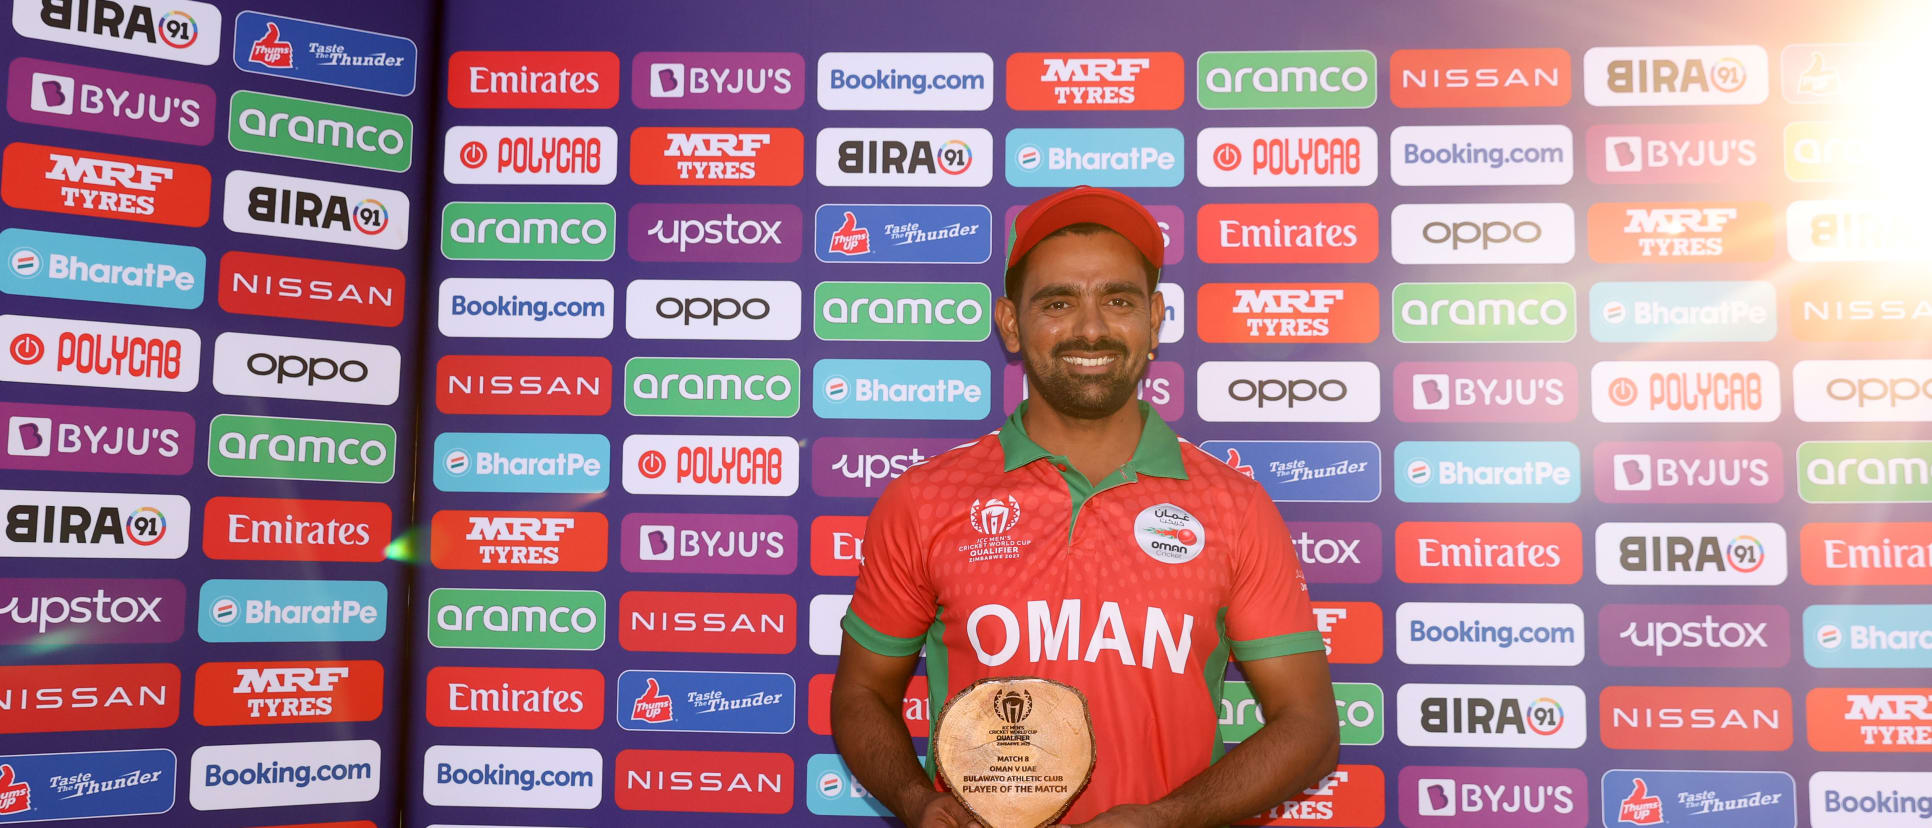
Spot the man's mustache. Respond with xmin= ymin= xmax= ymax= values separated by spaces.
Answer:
xmin=1051 ymin=339 xmax=1129 ymax=358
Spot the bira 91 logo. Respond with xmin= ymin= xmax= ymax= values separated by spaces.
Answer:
xmin=1395 ymin=362 xmax=1576 ymax=423
xmin=0 ymin=748 xmax=175 ymax=822
xmin=231 ymin=91 xmax=413 ymax=172
xmin=1599 ymin=603 xmax=1791 ymax=669
xmin=1587 ymin=201 xmax=1772 ymax=262
xmin=448 ymin=50 xmax=619 ymax=108
xmin=1788 ymin=200 xmax=1931 ymax=263
xmin=1007 ymin=51 xmax=1183 ymax=110
xmin=632 ymin=127 xmax=803 ymax=186
xmin=1291 ymin=522 xmax=1383 ymax=584
xmin=433 ymin=432 xmax=608 ymax=494
xmin=202 ymin=496 xmax=388 ymax=562
xmin=1197 ymin=203 xmax=1378 ymax=263
xmin=1397 ymin=683 xmax=1587 ymax=749
xmin=1196 ymin=283 xmax=1378 ymax=344
xmin=2 ymin=141 xmax=209 ymax=226
xmin=425 ymin=665 xmax=604 ymax=730
xmin=622 ymin=513 xmax=796 ymax=576
xmin=1005 ymin=128 xmax=1182 ymax=188
xmin=218 ymin=250 xmax=404 ymax=328
xmin=1195 ymin=127 xmax=1378 ymax=187
xmin=616 ymin=749 xmax=792 ymax=814
xmin=1808 ymin=687 xmax=1932 ymax=752
xmin=1595 ymin=522 xmax=1788 ymax=586
xmin=426 ymin=587 xmax=604 ymax=650
xmin=1198 ymin=440 xmax=1381 ymax=503
xmin=207 ymin=414 xmax=396 ymax=484
xmin=0 ymin=227 xmax=203 ymax=310
xmin=1195 ymin=361 xmax=1380 ymax=423
xmin=1601 ymin=686 xmax=1792 ymax=751
xmin=1394 ymin=441 xmax=1580 ymax=504
xmin=0 ymin=577 xmax=184 ymax=645
xmin=1590 ymin=360 xmax=1780 ymax=423
xmin=626 ymin=434 xmax=797 ymax=497
xmin=1602 ymin=769 xmax=1796 ymax=828
xmin=1400 ymin=765 xmax=1585 ymax=828
xmin=420 ymin=744 xmax=600 ymax=810
xmin=638 ymin=51 xmax=806 ymax=110
xmin=1585 ymin=45 xmax=1769 ymax=106
xmin=814 ymin=204 xmax=992 ymax=264
xmin=1 ymin=401 xmax=192 ymax=476
xmin=1589 ymin=281 xmax=1777 ymax=343
xmin=817 ymin=128 xmax=993 ymax=187
xmin=1392 ymin=282 xmax=1575 ymax=344
xmin=619 ymin=591 xmax=796 ymax=654
xmin=7 ymin=57 xmax=213 ymax=145
xmin=1390 ymin=48 xmax=1571 ymax=108
xmin=616 ymin=669 xmax=794 ymax=733
xmin=1396 ymin=522 xmax=1582 ymax=585
xmin=1312 ymin=601 xmax=1384 ymax=664
xmin=628 ymin=203 xmax=801 ymax=263
xmin=1805 ymin=604 xmax=1932 ymax=669
xmin=1586 ymin=122 xmax=1767 ymax=184
xmin=192 ymin=660 xmax=381 ymax=726
xmin=0 ymin=315 xmax=199 ymax=393
xmin=810 ymin=515 xmax=866 ymax=576
xmin=197 ymin=579 xmax=384 ymax=643
xmin=1593 ymin=441 xmax=1782 ymax=504
xmin=446 ymin=125 xmax=614 ymax=185
xmin=232 ymin=12 xmax=416 ymax=96
xmin=438 ymin=354 xmax=610 ymax=416
xmin=0 ymin=662 xmax=178 ymax=734
xmin=1791 ymin=278 xmax=1932 ymax=342
xmin=12 ymin=0 xmax=222 ymax=65
xmin=1238 ymin=765 xmax=1385 ymax=826
xmin=1390 ymin=203 xmax=1576 ymax=265
xmin=2 ymin=489 xmax=189 ymax=560
xmin=222 ymin=170 xmax=408 ymax=250
xmin=189 ymin=739 xmax=378 ymax=810
xmin=627 ymin=279 xmax=801 ymax=341
xmin=430 ymin=509 xmax=607 ymax=572
xmin=1802 ymin=522 xmax=1932 ymax=586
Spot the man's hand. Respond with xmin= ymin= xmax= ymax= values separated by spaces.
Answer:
xmin=915 ymin=790 xmax=983 ymax=827
xmin=1066 ymin=802 xmax=1162 ymax=826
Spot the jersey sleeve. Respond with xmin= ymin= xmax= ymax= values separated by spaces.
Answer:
xmin=841 ymin=472 xmax=937 ymax=657
xmin=1224 ymin=484 xmax=1323 ymax=662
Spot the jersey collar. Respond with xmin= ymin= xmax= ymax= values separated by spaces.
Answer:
xmin=997 ymin=399 xmax=1188 ymax=481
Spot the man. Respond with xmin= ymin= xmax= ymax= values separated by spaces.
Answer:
xmin=832 ymin=186 xmax=1338 ymax=827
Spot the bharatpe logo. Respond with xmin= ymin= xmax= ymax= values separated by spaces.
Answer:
xmin=7 ymin=56 xmax=213 ymax=145
xmin=1400 ymin=765 xmax=1585 ymax=827
xmin=1590 ymin=281 xmax=1776 ymax=343
xmin=443 ymin=201 xmax=615 ymax=261
xmin=1396 ymin=602 xmax=1584 ymax=666
xmin=636 ymin=51 xmax=805 ymax=110
xmin=1600 ymin=603 xmax=1790 ymax=668
xmin=625 ymin=357 xmax=799 ymax=418
xmin=1806 ymin=604 xmax=1932 ymax=669
xmin=807 ymin=753 xmax=895 ymax=817
xmin=1221 ymin=680 xmax=1383 ymax=745
xmin=815 ymin=281 xmax=990 ymax=342
xmin=196 ymin=579 xmax=384 ymax=643
xmin=1603 ymin=770 xmax=1795 ymax=828
xmin=817 ymin=52 xmax=994 ymax=111
xmin=812 ymin=359 xmax=989 ymax=420
xmin=421 ymin=744 xmax=601 ymax=810
xmin=222 ymin=169 xmax=408 ymax=250
xmin=616 ymin=669 xmax=794 ymax=733
xmin=1810 ymin=771 xmax=1932 ymax=827
xmin=207 ymin=414 xmax=395 ymax=484
xmin=433 ymin=432 xmax=608 ymax=494
xmin=814 ymin=204 xmax=991 ymax=264
xmin=428 ymin=587 xmax=605 ymax=650
xmin=0 ymin=228 xmax=202 ymax=310
xmin=229 ymin=91 xmax=411 ymax=172
xmin=0 ymin=577 xmax=183 ymax=645
xmin=1199 ymin=440 xmax=1380 ymax=503
xmin=628 ymin=203 xmax=799 ymax=263
xmin=1395 ymin=441 xmax=1580 ymax=503
xmin=1398 ymin=683 xmax=1587 ymax=749
xmin=189 ymin=739 xmax=379 ymax=810
xmin=1006 ymin=128 xmax=1183 ymax=188
xmin=1196 ymin=50 xmax=1376 ymax=109
xmin=1390 ymin=124 xmax=1574 ymax=187
xmin=1392 ymin=282 xmax=1575 ymax=343
xmin=0 ymin=489 xmax=189 ymax=560
xmin=0 ymin=748 xmax=175 ymax=821
xmin=231 ymin=11 xmax=416 ymax=96
xmin=1595 ymin=522 xmax=1788 ymax=586
xmin=12 ymin=0 xmax=222 ymax=65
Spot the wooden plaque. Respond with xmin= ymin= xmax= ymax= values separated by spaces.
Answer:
xmin=931 ymin=677 xmax=1096 ymax=828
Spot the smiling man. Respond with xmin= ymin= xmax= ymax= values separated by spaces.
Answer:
xmin=831 ymin=186 xmax=1339 ymax=827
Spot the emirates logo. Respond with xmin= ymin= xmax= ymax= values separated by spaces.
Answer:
xmin=969 ymin=496 xmax=1021 ymax=535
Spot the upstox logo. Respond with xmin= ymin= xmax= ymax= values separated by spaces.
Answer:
xmin=1801 ymin=441 xmax=1932 ymax=503
xmin=625 ymin=357 xmax=799 ymax=418
xmin=427 ymin=587 xmax=604 ymax=650
xmin=1005 ymin=128 xmax=1183 ymax=188
xmin=1196 ymin=50 xmax=1376 ymax=109
xmin=814 ymin=281 xmax=990 ymax=341
xmin=1394 ymin=441 xmax=1580 ymax=503
xmin=1806 ymin=604 xmax=1932 ymax=669
xmin=1393 ymin=282 xmax=1575 ymax=343
xmin=433 ymin=432 xmax=608 ymax=494
xmin=812 ymin=359 xmax=990 ymax=420
xmin=207 ymin=414 xmax=394 ymax=483
xmin=198 ymin=579 xmax=385 ymax=643
xmin=441 ymin=201 xmax=615 ymax=261
xmin=0 ymin=227 xmax=202 ymax=309
xmin=228 ymin=91 xmax=411 ymax=172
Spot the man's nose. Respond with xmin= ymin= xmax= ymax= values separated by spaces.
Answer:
xmin=1068 ymin=298 xmax=1111 ymax=343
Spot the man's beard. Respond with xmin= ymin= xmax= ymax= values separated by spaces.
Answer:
xmin=1019 ymin=337 xmax=1148 ymax=420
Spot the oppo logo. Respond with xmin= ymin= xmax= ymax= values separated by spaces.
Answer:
xmin=245 ymin=352 xmax=366 ymax=385
xmin=626 ymin=281 xmax=801 ymax=342
xmin=1198 ymin=361 xmax=1379 ymax=423
xmin=1424 ymin=219 xmax=1542 ymax=249
xmin=657 ymin=296 xmax=769 ymax=326
xmin=1228 ymin=378 xmax=1348 ymax=407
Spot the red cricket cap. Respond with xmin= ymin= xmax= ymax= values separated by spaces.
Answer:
xmin=1005 ymin=186 xmax=1164 ymax=297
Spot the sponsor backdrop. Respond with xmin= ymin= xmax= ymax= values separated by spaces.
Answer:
xmin=10 ymin=0 xmax=1932 ymax=826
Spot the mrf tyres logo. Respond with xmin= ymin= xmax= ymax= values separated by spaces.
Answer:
xmin=2 ymin=141 xmax=210 ymax=227
xmin=1587 ymin=201 xmax=1772 ymax=262
xmin=207 ymin=414 xmax=395 ymax=484
xmin=222 ymin=170 xmax=408 ymax=250
xmin=12 ymin=0 xmax=222 ymax=64
xmin=1007 ymin=51 xmax=1183 ymax=109
xmin=632 ymin=127 xmax=804 ymax=185
xmin=1398 ymin=683 xmax=1586 ymax=748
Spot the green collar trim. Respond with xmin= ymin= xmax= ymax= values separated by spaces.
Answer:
xmin=997 ymin=399 xmax=1187 ymax=480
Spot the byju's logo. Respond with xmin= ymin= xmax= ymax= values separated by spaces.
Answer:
xmin=1806 ymin=604 xmax=1932 ymax=669
xmin=1 ymin=489 xmax=189 ymax=560
xmin=7 ymin=57 xmax=213 ymax=145
xmin=616 ymin=670 xmax=794 ymax=733
xmin=197 ymin=579 xmax=384 ymax=643
xmin=637 ymin=51 xmax=806 ymax=110
xmin=231 ymin=12 xmax=415 ymax=95
xmin=433 ymin=432 xmax=608 ymax=494
xmin=1596 ymin=522 xmax=1788 ymax=586
xmin=1 ymin=401 xmax=192 ymax=476
xmin=12 ymin=0 xmax=222 ymax=65
xmin=622 ymin=512 xmax=796 ymax=576
xmin=1395 ymin=362 xmax=1576 ymax=423
xmin=812 ymin=359 xmax=990 ymax=420
xmin=1395 ymin=441 xmax=1580 ymax=503
xmin=222 ymin=170 xmax=408 ymax=250
xmin=1400 ymin=765 xmax=1585 ymax=827
xmin=427 ymin=588 xmax=604 ymax=650
xmin=1602 ymin=769 xmax=1796 ymax=827
xmin=1006 ymin=128 xmax=1182 ymax=188
xmin=817 ymin=52 xmax=992 ymax=111
xmin=0 ymin=749 xmax=174 ymax=821
xmin=1590 ymin=281 xmax=1776 ymax=342
xmin=816 ymin=128 xmax=992 ymax=187
xmin=814 ymin=204 xmax=991 ymax=264
xmin=1197 ymin=440 xmax=1380 ymax=503
xmin=628 ymin=203 xmax=800 ymax=263
xmin=1397 ymin=683 xmax=1587 ymax=748
xmin=627 ymin=279 xmax=800 ymax=341
xmin=0 ymin=228 xmax=203 ymax=310
xmin=1595 ymin=441 xmax=1782 ymax=504
xmin=1586 ymin=122 xmax=1766 ymax=184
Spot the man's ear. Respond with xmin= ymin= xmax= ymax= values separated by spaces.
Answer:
xmin=994 ymin=295 xmax=1021 ymax=354
xmin=1148 ymin=284 xmax=1166 ymax=350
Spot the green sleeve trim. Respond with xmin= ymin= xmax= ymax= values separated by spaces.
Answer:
xmin=1230 ymin=630 xmax=1324 ymax=662
xmin=842 ymin=611 xmax=925 ymax=657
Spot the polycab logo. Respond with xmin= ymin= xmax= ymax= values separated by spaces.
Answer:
xmin=818 ymin=128 xmax=994 ymax=188
xmin=1584 ymin=45 xmax=1769 ymax=106
xmin=1197 ymin=283 xmax=1378 ymax=344
xmin=0 ymin=662 xmax=178 ymax=733
xmin=447 ymin=50 xmax=619 ymax=108
xmin=1590 ymin=281 xmax=1776 ymax=343
xmin=218 ymin=251 xmax=404 ymax=328
xmin=816 ymin=52 xmax=992 ymax=111
xmin=1005 ymin=128 xmax=1183 ymax=188
xmin=1593 ymin=442 xmax=1783 ymax=504
xmin=437 ymin=354 xmax=609 ymax=416
xmin=1397 ymin=683 xmax=1587 ymax=749
xmin=1 ymin=401 xmax=192 ymax=476
xmin=2 ymin=142 xmax=209 ymax=226
xmin=440 ymin=278 xmax=613 ymax=340
xmin=627 ymin=279 xmax=801 ymax=341
xmin=1586 ymin=122 xmax=1767 ymax=184
xmin=0 ymin=315 xmax=199 ymax=393
xmin=203 ymin=497 xmax=388 ymax=563
xmin=1810 ymin=770 xmax=1932 ymax=827
xmin=11 ymin=0 xmax=222 ymax=65
xmin=431 ymin=432 xmax=608 ymax=494
xmin=212 ymin=332 xmax=401 ymax=406
xmin=426 ymin=665 xmax=604 ymax=730
xmin=1805 ymin=604 xmax=1932 ymax=669
xmin=445 ymin=125 xmax=616 ymax=185
xmin=0 ymin=227 xmax=203 ymax=310
xmin=430 ymin=510 xmax=608 ymax=572
xmin=1312 ymin=601 xmax=1383 ymax=664
xmin=810 ymin=515 xmax=866 ymax=576
xmin=7 ymin=57 xmax=214 ymax=145
xmin=1602 ymin=770 xmax=1796 ymax=828
xmin=197 ymin=579 xmax=385 ymax=643
xmin=2 ymin=489 xmax=189 ymax=560
xmin=1391 ymin=282 xmax=1575 ymax=344
xmin=1595 ymin=522 xmax=1788 ymax=586
xmin=1401 ymin=765 xmax=1586 ymax=828
xmin=1396 ymin=602 xmax=1584 ymax=666
xmin=222 ymin=170 xmax=408 ymax=250
xmin=230 ymin=12 xmax=416 ymax=96
xmin=1601 ymin=686 xmax=1792 ymax=751
xmin=615 ymin=669 xmax=794 ymax=734
xmin=1391 ymin=203 xmax=1575 ymax=264
xmin=1007 ymin=360 xmax=1184 ymax=423
xmin=1801 ymin=441 xmax=1932 ymax=504
xmin=1802 ymin=522 xmax=1932 ymax=586
xmin=1389 ymin=48 xmax=1571 ymax=108
xmin=1006 ymin=51 xmax=1183 ymax=110
xmin=1792 ymin=278 xmax=1932 ymax=342
xmin=0 ymin=577 xmax=184 ymax=645
xmin=1795 ymin=360 xmax=1932 ymax=423
xmin=620 ymin=591 xmax=795 ymax=654
xmin=639 ymin=51 xmax=806 ymax=110
xmin=1389 ymin=124 xmax=1574 ymax=187
xmin=622 ymin=513 xmax=796 ymax=576
xmin=1195 ymin=127 xmax=1377 ymax=187
xmin=0 ymin=748 xmax=175 ymax=821
xmin=1290 ymin=522 xmax=1383 ymax=584
xmin=1788 ymin=200 xmax=1931 ymax=263
xmin=629 ymin=203 xmax=801 ymax=264
xmin=190 ymin=739 xmax=379 ymax=810
xmin=421 ymin=744 xmax=601 ymax=810
xmin=1395 ymin=362 xmax=1575 ymax=423
xmin=1197 ymin=440 xmax=1381 ymax=503
xmin=1590 ymin=360 xmax=1780 ymax=423
xmin=1396 ymin=522 xmax=1582 ymax=585
xmin=625 ymin=434 xmax=797 ymax=497
xmin=1394 ymin=441 xmax=1580 ymax=504
xmin=633 ymin=127 xmax=804 ymax=186
xmin=1600 ymin=603 xmax=1791 ymax=668
xmin=1196 ymin=50 xmax=1377 ymax=110
xmin=812 ymin=436 xmax=962 ymax=498
xmin=1196 ymin=361 xmax=1380 ymax=423
xmin=1587 ymin=201 xmax=1772 ymax=262
xmin=1808 ymin=687 xmax=1932 ymax=752
xmin=615 ymin=749 xmax=792 ymax=814
xmin=1238 ymin=765 xmax=1386 ymax=826
xmin=192 ymin=660 xmax=380 ymax=726
xmin=1197 ymin=203 xmax=1378 ymax=263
